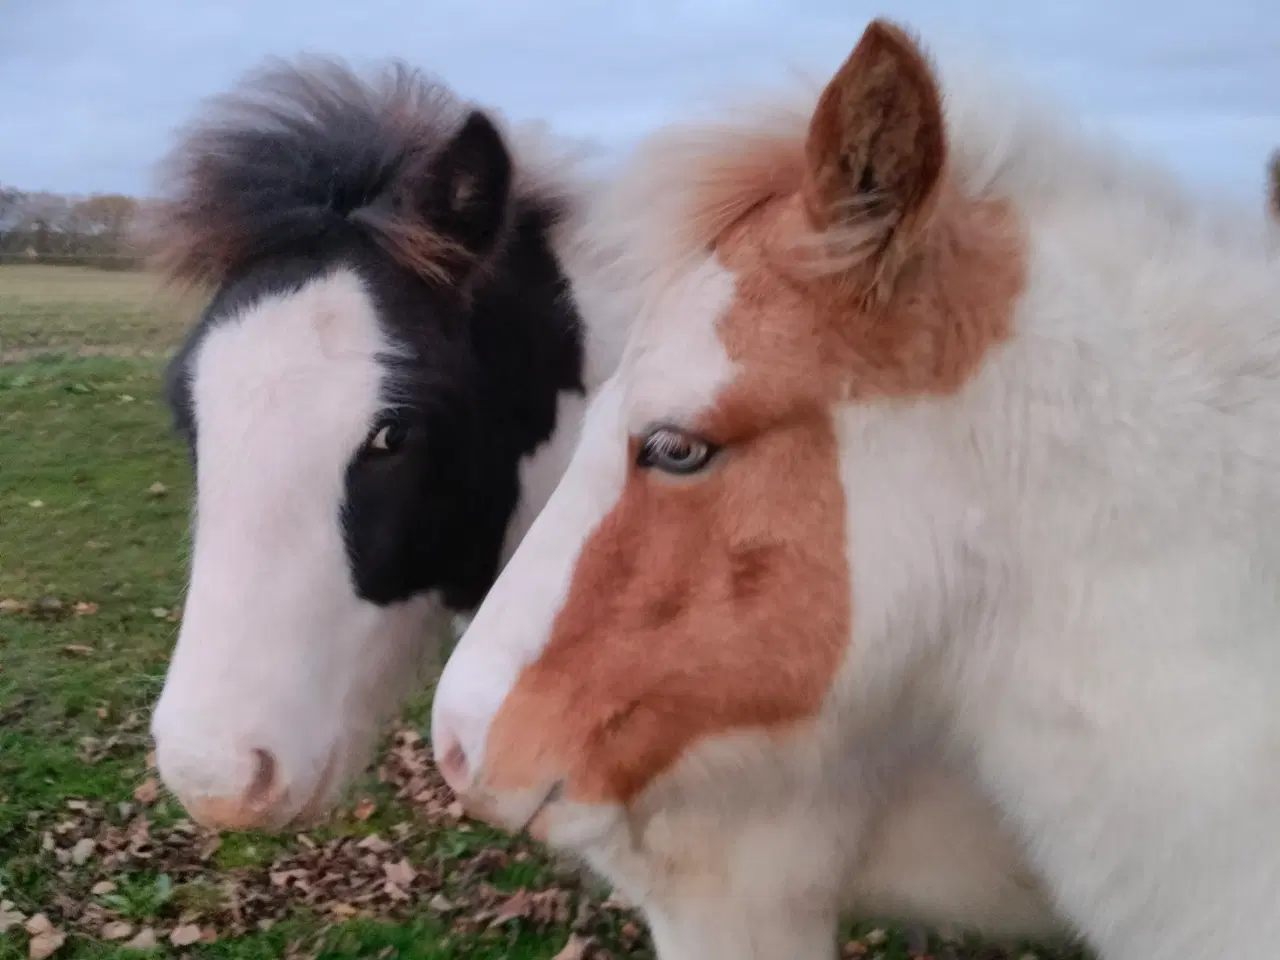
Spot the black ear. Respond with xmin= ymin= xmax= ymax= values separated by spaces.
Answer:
xmin=425 ymin=110 xmax=512 ymax=260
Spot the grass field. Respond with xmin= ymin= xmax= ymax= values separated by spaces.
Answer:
xmin=0 ymin=265 xmax=1085 ymax=960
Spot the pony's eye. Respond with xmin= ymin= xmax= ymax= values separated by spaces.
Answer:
xmin=636 ymin=426 xmax=717 ymax=476
xmin=366 ymin=419 xmax=409 ymax=456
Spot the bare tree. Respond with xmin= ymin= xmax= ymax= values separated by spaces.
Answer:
xmin=1269 ymin=150 xmax=1279 ymax=223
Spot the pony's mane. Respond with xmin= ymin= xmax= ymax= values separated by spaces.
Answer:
xmin=140 ymin=57 xmax=494 ymax=290
xmin=594 ymin=48 xmax=1271 ymax=290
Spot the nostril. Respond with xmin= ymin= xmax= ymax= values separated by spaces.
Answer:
xmin=434 ymin=727 xmax=470 ymax=791
xmin=243 ymin=748 xmax=279 ymax=809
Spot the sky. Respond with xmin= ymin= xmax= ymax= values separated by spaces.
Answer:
xmin=1 ymin=0 xmax=1277 ymax=203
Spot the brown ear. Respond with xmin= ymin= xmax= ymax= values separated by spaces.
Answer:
xmin=802 ymin=20 xmax=946 ymax=278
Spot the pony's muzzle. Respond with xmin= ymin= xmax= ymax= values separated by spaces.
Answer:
xmin=157 ymin=740 xmax=339 ymax=832
xmin=433 ymin=711 xmax=565 ymax=838
xmin=178 ymin=746 xmax=286 ymax=830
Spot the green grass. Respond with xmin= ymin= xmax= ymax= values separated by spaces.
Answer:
xmin=0 ymin=354 xmax=613 ymax=960
xmin=0 ymin=265 xmax=198 ymax=363
xmin=0 ymin=266 xmax=1084 ymax=960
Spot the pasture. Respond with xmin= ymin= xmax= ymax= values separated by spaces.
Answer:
xmin=0 ymin=265 xmax=1083 ymax=959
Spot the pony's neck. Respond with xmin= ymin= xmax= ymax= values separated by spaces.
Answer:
xmin=957 ymin=187 xmax=1280 ymax=568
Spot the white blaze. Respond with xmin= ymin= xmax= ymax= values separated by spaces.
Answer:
xmin=152 ymin=269 xmax=439 ymax=826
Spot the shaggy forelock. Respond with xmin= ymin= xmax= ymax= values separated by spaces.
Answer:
xmin=138 ymin=56 xmax=474 ymax=291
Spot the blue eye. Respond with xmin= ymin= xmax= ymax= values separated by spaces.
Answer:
xmin=636 ymin=426 xmax=717 ymax=475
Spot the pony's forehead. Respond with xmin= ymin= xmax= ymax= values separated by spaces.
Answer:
xmin=618 ymin=252 xmax=742 ymax=435
xmin=192 ymin=269 xmax=395 ymax=428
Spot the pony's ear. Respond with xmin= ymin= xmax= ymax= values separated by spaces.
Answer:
xmin=802 ymin=19 xmax=946 ymax=285
xmin=424 ymin=110 xmax=513 ymax=265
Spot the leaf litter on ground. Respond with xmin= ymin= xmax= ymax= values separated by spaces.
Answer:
xmin=11 ymin=723 xmax=1087 ymax=960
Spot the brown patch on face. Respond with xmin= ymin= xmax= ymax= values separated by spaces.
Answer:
xmin=483 ymin=402 xmax=850 ymax=806
xmin=476 ymin=18 xmax=1024 ymax=809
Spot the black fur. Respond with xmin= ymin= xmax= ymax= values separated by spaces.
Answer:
xmin=162 ymin=59 xmax=584 ymax=613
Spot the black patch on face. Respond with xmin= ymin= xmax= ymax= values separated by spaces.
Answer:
xmin=161 ymin=60 xmax=585 ymax=616
xmin=341 ymin=193 xmax=584 ymax=611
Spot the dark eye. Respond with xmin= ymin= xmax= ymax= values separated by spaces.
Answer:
xmin=365 ymin=418 xmax=409 ymax=456
xmin=636 ymin=426 xmax=717 ymax=476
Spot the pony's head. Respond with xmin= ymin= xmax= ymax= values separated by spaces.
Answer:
xmin=431 ymin=19 xmax=1025 ymax=853
xmin=147 ymin=58 xmax=586 ymax=831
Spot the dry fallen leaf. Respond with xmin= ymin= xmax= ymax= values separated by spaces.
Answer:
xmin=28 ymin=500 xmax=44 ymax=509
xmin=426 ymin=894 xmax=454 ymax=913
xmin=73 ymin=602 xmax=99 ymax=616
xmin=62 ymin=644 xmax=95 ymax=656
xmin=489 ymin=889 xmax=533 ymax=927
xmin=352 ymin=797 xmax=377 ymax=821
xmin=383 ymin=858 xmax=415 ymax=888
xmin=28 ymin=930 xmax=65 ymax=960
xmin=356 ymin=834 xmax=391 ymax=854
xmin=24 ymin=915 xmax=54 ymax=936
xmin=101 ymin=921 xmax=133 ymax=941
xmin=169 ymin=923 xmax=202 ymax=946
xmin=125 ymin=928 xmax=158 ymax=949
xmin=0 ymin=900 xmax=26 ymax=933
xmin=552 ymin=935 xmax=590 ymax=960
xmin=70 ymin=837 xmax=96 ymax=865
xmin=25 ymin=915 xmax=65 ymax=960
xmin=90 ymin=881 xmax=116 ymax=896
xmin=150 ymin=608 xmax=169 ymax=620
xmin=147 ymin=482 xmax=168 ymax=497
xmin=0 ymin=598 xmax=27 ymax=614
xmin=133 ymin=777 xmax=159 ymax=805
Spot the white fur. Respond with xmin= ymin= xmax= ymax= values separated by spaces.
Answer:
xmin=434 ymin=45 xmax=1280 ymax=960
xmin=152 ymin=269 xmax=448 ymax=827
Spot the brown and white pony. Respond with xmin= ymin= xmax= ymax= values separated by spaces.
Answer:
xmin=142 ymin=53 xmax=1063 ymax=943
xmin=432 ymin=18 xmax=1280 ymax=960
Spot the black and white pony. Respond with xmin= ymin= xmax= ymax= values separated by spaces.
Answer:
xmin=145 ymin=54 xmax=1067 ymax=945
xmin=147 ymin=58 xmax=628 ymax=831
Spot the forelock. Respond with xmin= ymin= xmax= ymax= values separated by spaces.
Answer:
xmin=136 ymin=56 xmax=470 ymax=293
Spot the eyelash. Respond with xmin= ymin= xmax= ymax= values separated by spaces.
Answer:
xmin=635 ymin=425 xmax=719 ymax=475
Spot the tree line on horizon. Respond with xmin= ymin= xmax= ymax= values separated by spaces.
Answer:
xmin=0 ymin=185 xmax=155 ymax=268
xmin=2 ymin=155 xmax=1278 ymax=272
xmin=1270 ymin=150 xmax=1280 ymax=222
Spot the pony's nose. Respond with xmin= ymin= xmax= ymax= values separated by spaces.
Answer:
xmin=432 ymin=712 xmax=473 ymax=794
xmin=177 ymin=747 xmax=287 ymax=830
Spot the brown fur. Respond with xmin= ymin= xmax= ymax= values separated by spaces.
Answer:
xmin=479 ymin=19 xmax=1024 ymax=805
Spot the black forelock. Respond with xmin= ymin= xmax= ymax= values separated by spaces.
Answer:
xmin=140 ymin=55 xmax=469 ymax=293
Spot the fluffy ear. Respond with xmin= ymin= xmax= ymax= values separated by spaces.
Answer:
xmin=802 ymin=20 xmax=946 ymax=284
xmin=424 ymin=109 xmax=513 ymax=265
